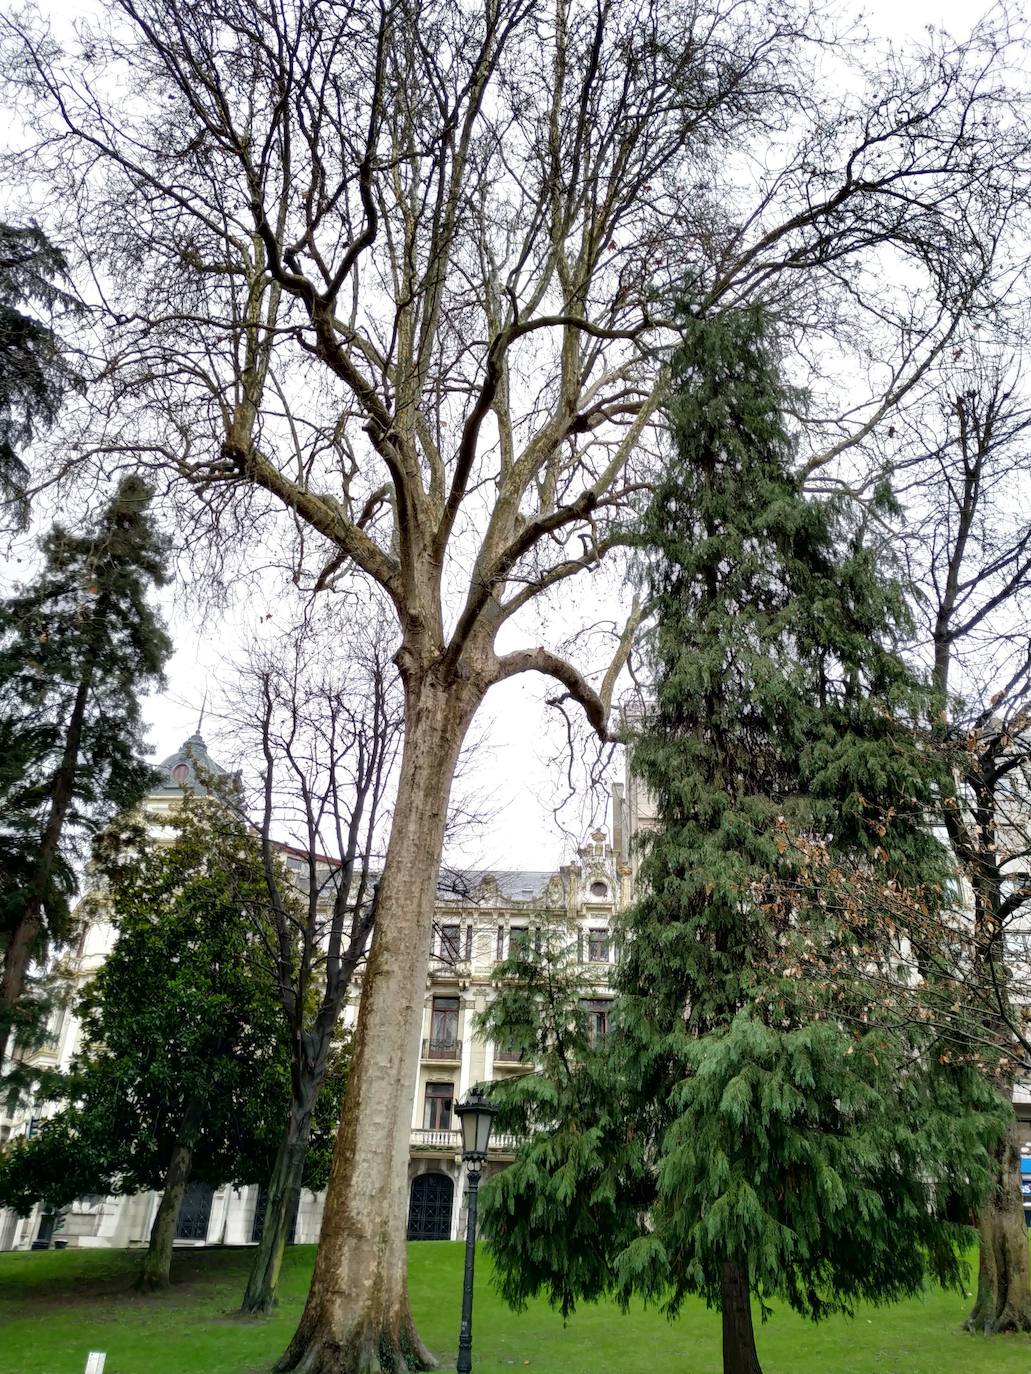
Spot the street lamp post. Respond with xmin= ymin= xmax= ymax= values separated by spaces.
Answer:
xmin=454 ymin=1087 xmax=497 ymax=1374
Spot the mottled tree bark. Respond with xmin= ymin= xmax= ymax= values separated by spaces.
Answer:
xmin=277 ymin=672 xmax=479 ymax=1374
xmin=720 ymin=1259 xmax=764 ymax=1374
xmin=135 ymin=1140 xmax=192 ymax=1292
xmin=966 ymin=1119 xmax=1031 ymax=1334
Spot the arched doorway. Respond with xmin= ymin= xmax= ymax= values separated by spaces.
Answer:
xmin=407 ymin=1172 xmax=454 ymax=1241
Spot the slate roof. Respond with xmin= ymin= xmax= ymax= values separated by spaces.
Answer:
xmin=150 ymin=732 xmax=228 ymax=797
xmin=437 ymin=869 xmax=560 ymax=904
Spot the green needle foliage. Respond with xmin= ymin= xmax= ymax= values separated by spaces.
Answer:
xmin=481 ymin=307 xmax=1006 ymax=1374
xmin=0 ymin=476 xmax=171 ymax=1074
xmin=0 ymin=223 xmax=81 ymax=530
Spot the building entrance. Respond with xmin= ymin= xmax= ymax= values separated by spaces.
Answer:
xmin=407 ymin=1172 xmax=454 ymax=1240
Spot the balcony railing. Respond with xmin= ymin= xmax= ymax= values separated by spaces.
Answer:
xmin=421 ymin=1037 xmax=462 ymax=1061
xmin=491 ymin=1132 xmax=522 ymax=1153
xmin=410 ymin=1128 xmax=523 ymax=1154
xmin=411 ymin=1128 xmax=461 ymax=1150
xmin=493 ymin=1046 xmax=532 ymax=1066
xmin=428 ymin=953 xmax=470 ymax=974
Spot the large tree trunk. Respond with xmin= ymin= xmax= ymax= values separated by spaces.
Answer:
xmin=242 ymin=1093 xmax=315 ymax=1315
xmin=277 ymin=671 xmax=479 ymax=1374
xmin=0 ymin=906 xmax=44 ymax=1072
xmin=0 ymin=671 xmax=92 ymax=1070
xmin=965 ymin=1118 xmax=1031 ymax=1334
xmin=720 ymin=1259 xmax=763 ymax=1374
xmin=135 ymin=1140 xmax=193 ymax=1293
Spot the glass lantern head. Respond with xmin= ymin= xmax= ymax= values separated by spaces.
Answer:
xmin=455 ymin=1086 xmax=497 ymax=1161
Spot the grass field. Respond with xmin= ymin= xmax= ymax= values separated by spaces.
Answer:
xmin=1 ymin=1242 xmax=1030 ymax=1374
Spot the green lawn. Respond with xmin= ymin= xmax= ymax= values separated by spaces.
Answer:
xmin=0 ymin=1242 xmax=1029 ymax=1374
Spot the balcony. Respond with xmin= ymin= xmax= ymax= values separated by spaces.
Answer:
xmin=411 ymin=1128 xmax=461 ymax=1151
xmin=410 ymin=1128 xmax=523 ymax=1156
xmin=427 ymin=955 xmax=470 ymax=981
xmin=421 ymin=1037 xmax=462 ymax=1062
xmin=493 ymin=1046 xmax=532 ymax=1068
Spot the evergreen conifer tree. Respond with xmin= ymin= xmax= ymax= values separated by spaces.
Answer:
xmin=0 ymin=476 xmax=171 ymax=1072
xmin=0 ymin=223 xmax=81 ymax=529
xmin=481 ymin=308 xmax=1005 ymax=1374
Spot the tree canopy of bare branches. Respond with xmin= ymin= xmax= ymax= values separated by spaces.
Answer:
xmin=3 ymin=0 xmax=1031 ymax=1367
xmin=215 ymin=607 xmax=403 ymax=1314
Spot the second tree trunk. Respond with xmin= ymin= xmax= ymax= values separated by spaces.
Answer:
xmin=242 ymin=1098 xmax=314 ymax=1314
xmin=135 ymin=1140 xmax=192 ymax=1292
xmin=966 ymin=1118 xmax=1031 ymax=1334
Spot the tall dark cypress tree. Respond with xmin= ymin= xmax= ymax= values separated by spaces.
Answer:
xmin=0 ymin=475 xmax=172 ymax=1071
xmin=0 ymin=224 xmax=81 ymax=530
xmin=481 ymin=308 xmax=1005 ymax=1374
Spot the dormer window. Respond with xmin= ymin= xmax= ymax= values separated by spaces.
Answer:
xmin=171 ymin=763 xmax=190 ymax=784
xmin=590 ymin=880 xmax=608 ymax=898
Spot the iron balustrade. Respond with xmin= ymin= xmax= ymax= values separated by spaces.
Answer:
xmin=422 ymin=1037 xmax=462 ymax=1060
xmin=493 ymin=1046 xmax=531 ymax=1065
xmin=410 ymin=1128 xmax=522 ymax=1153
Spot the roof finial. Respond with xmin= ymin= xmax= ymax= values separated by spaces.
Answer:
xmin=197 ymin=689 xmax=207 ymax=739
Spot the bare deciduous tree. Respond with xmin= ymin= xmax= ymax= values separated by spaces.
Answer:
xmin=900 ymin=363 xmax=1031 ymax=1334
xmin=3 ymin=0 xmax=1030 ymax=1366
xmin=218 ymin=607 xmax=403 ymax=1316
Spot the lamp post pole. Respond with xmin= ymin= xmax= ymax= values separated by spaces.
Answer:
xmin=456 ymin=1160 xmax=482 ymax=1374
xmin=454 ymin=1087 xmax=496 ymax=1374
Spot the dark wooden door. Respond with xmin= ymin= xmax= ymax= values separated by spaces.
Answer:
xmin=407 ymin=1172 xmax=454 ymax=1241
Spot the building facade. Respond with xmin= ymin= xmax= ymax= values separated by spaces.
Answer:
xmin=0 ymin=734 xmax=629 ymax=1251
xmin=8 ymin=726 xmax=1029 ymax=1253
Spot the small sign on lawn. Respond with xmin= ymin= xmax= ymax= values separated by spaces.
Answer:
xmin=84 ymin=1355 xmax=106 ymax=1374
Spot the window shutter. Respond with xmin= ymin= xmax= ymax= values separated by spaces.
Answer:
xmin=496 ymin=925 xmax=504 ymax=961
xmin=577 ymin=931 xmax=584 ymax=963
xmin=465 ymin=923 xmax=473 ymax=960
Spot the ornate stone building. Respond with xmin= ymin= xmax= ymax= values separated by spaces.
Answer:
xmin=0 ymin=733 xmax=627 ymax=1251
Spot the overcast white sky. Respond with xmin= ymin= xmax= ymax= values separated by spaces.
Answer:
xmin=8 ymin=0 xmax=1013 ymax=874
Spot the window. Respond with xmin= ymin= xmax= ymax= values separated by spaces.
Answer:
xmin=495 ymin=1039 xmax=530 ymax=1065
xmin=581 ymin=999 xmax=611 ymax=1045
xmin=286 ymin=855 xmax=311 ymax=894
xmin=429 ymin=996 xmax=459 ymax=1053
xmin=509 ymin=927 xmax=529 ymax=958
xmin=27 ymin=1116 xmax=42 ymax=1138
xmin=175 ymin=1182 xmax=213 ymax=1241
xmin=587 ymin=927 xmax=609 ymax=962
xmin=423 ymin=1081 xmax=454 ymax=1130
xmin=171 ymin=763 xmax=190 ymax=784
xmin=439 ymin=924 xmax=461 ymax=961
xmin=590 ymin=880 xmax=608 ymax=898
